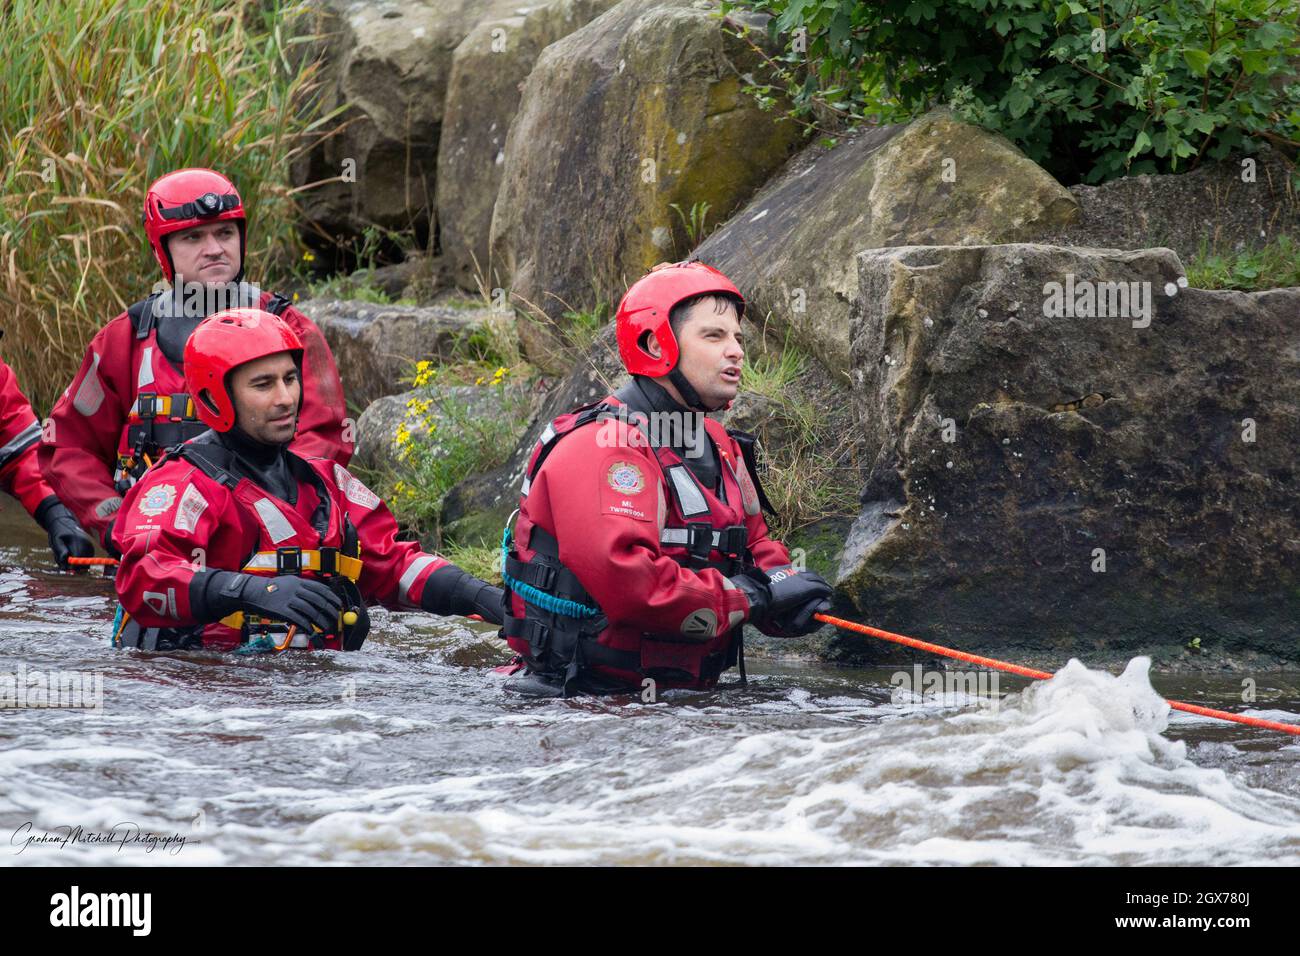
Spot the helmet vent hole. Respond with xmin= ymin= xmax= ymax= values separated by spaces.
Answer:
xmin=197 ymin=389 xmax=221 ymax=415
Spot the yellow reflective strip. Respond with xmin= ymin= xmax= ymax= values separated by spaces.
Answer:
xmin=241 ymin=550 xmax=362 ymax=582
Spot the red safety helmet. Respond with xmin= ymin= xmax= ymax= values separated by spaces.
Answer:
xmin=143 ymin=168 xmax=246 ymax=282
xmin=615 ymin=261 xmax=745 ymax=377
xmin=185 ymin=308 xmax=304 ymax=432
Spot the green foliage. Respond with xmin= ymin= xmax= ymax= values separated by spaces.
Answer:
xmin=0 ymin=0 xmax=337 ymax=413
xmin=1185 ymin=235 xmax=1300 ymax=290
xmin=720 ymin=0 xmax=1299 ymax=186
xmin=668 ymin=200 xmax=713 ymax=251
xmin=382 ymin=380 xmax=531 ymax=538
xmin=738 ymin=335 xmax=859 ymax=538
xmin=559 ymin=302 xmax=611 ymax=355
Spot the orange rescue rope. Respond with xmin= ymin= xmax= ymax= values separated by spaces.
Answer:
xmin=67 ymin=556 xmax=119 ymax=567
xmin=814 ymin=612 xmax=1300 ymax=738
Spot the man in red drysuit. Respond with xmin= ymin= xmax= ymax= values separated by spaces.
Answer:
xmin=40 ymin=167 xmax=351 ymax=557
xmin=112 ymin=307 xmax=503 ymax=653
xmin=501 ymin=261 xmax=835 ymax=696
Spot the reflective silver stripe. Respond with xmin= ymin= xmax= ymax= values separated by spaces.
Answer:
xmin=253 ymin=498 xmax=296 ymax=544
xmin=660 ymin=527 xmax=725 ymax=549
xmin=0 ymin=421 xmax=41 ymax=471
xmin=137 ymin=346 xmax=155 ymax=389
xmin=520 ymin=474 xmax=531 ymax=496
xmin=95 ymin=496 xmax=123 ymax=519
xmin=242 ymin=553 xmax=279 ymax=571
xmin=667 ymin=465 xmax=709 ymax=517
xmin=537 ymin=424 xmax=556 ymax=446
xmin=398 ymin=554 xmax=437 ymax=606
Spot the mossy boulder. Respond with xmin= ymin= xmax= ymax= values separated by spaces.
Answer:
xmin=291 ymin=0 xmax=519 ymax=245
xmin=488 ymin=0 xmax=801 ymax=369
xmin=437 ymin=0 xmax=621 ymax=292
xmin=695 ymin=108 xmax=1080 ymax=376
xmin=836 ymin=243 xmax=1300 ymax=666
xmin=305 ymin=297 xmax=497 ymax=407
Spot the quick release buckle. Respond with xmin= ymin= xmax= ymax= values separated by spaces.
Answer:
xmin=318 ymin=547 xmax=338 ymax=576
xmin=530 ymin=561 xmax=557 ymax=591
xmin=717 ymin=525 xmax=748 ymax=558
xmin=685 ymin=521 xmax=713 ymax=562
xmin=137 ymin=392 xmax=158 ymax=420
xmin=528 ymin=620 xmax=551 ymax=654
xmin=169 ymin=393 xmax=189 ymax=421
xmin=276 ymin=546 xmax=303 ymax=575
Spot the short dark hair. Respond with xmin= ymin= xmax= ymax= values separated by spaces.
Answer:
xmin=667 ymin=292 xmax=743 ymax=337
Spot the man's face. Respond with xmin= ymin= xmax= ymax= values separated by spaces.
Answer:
xmin=167 ymin=220 xmax=241 ymax=284
xmin=229 ymin=352 xmax=300 ymax=445
xmin=651 ymin=296 xmax=744 ymax=410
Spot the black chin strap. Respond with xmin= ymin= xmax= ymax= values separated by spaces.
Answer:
xmin=667 ymin=366 xmax=718 ymax=414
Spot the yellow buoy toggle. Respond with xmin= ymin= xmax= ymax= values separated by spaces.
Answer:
xmin=342 ymin=611 xmax=358 ymax=626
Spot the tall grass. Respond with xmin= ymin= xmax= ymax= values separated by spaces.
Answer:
xmin=0 ymin=0 xmax=337 ymax=414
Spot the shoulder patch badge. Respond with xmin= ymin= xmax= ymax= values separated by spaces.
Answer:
xmin=174 ymin=483 xmax=209 ymax=533
xmin=606 ymin=461 xmax=646 ymax=495
xmin=137 ymin=483 xmax=177 ymax=518
xmin=334 ymin=463 xmax=381 ymax=510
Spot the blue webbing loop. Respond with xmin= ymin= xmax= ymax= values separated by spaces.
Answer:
xmin=500 ymin=525 xmax=601 ymax=619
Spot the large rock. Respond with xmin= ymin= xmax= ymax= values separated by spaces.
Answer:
xmin=304 ymin=297 xmax=497 ymax=407
xmin=437 ymin=0 xmax=621 ymax=292
xmin=488 ymin=0 xmax=801 ymax=368
xmin=292 ymin=0 xmax=518 ymax=245
xmin=1039 ymin=146 xmax=1300 ymax=264
xmin=693 ymin=108 xmax=1081 ymax=376
xmin=837 ymin=243 xmax=1300 ymax=666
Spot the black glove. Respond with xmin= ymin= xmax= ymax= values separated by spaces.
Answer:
xmin=101 ymin=514 xmax=122 ymax=560
xmin=421 ymin=565 xmax=505 ymax=625
xmin=197 ymin=571 xmax=342 ymax=634
xmin=730 ymin=564 xmax=834 ymax=636
xmin=34 ymin=496 xmax=95 ymax=568
xmin=468 ymin=584 xmax=506 ymax=625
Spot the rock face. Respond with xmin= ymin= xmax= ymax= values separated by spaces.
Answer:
xmin=694 ymin=109 xmax=1081 ymax=377
xmin=292 ymin=0 xmax=518 ymax=244
xmin=1039 ymin=146 xmax=1300 ymax=264
xmin=837 ymin=243 xmax=1300 ymax=664
xmin=437 ymin=0 xmax=620 ymax=292
xmin=304 ymin=297 xmax=497 ymax=408
xmin=488 ymin=0 xmax=801 ymax=367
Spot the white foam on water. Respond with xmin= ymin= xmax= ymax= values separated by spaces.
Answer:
xmin=282 ymin=657 xmax=1300 ymax=865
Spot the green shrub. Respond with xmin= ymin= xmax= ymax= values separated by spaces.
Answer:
xmin=721 ymin=0 xmax=1299 ymax=186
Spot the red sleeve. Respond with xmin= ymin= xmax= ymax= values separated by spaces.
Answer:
xmin=114 ymin=463 xmax=242 ymax=627
xmin=37 ymin=316 xmax=134 ymax=537
xmin=322 ymin=461 xmax=450 ymax=609
xmin=535 ymin=426 xmax=752 ymax=638
xmin=0 ymin=360 xmax=55 ymax=516
xmin=278 ymin=303 xmax=352 ymax=467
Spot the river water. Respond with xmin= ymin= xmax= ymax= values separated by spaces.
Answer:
xmin=2 ymin=506 xmax=1298 ymax=866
